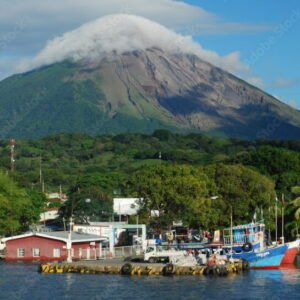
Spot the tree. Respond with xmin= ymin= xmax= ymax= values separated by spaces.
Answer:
xmin=64 ymin=173 xmax=116 ymax=222
xmin=235 ymin=146 xmax=300 ymax=194
xmin=125 ymin=164 xmax=213 ymax=230
xmin=286 ymin=186 xmax=300 ymax=237
xmin=22 ymin=189 xmax=47 ymax=227
xmin=0 ymin=173 xmax=45 ymax=236
xmin=204 ymin=164 xmax=276 ymax=227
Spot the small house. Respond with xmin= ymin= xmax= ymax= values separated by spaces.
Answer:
xmin=3 ymin=231 xmax=106 ymax=262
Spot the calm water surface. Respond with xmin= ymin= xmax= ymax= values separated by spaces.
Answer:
xmin=0 ymin=262 xmax=299 ymax=300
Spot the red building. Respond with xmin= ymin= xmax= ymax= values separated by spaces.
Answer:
xmin=3 ymin=231 xmax=106 ymax=262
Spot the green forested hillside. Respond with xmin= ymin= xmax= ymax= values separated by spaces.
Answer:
xmin=0 ymin=131 xmax=298 ymax=192
xmin=0 ymin=61 xmax=183 ymax=139
xmin=1 ymin=131 xmax=300 ymax=237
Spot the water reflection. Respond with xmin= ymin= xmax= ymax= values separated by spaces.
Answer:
xmin=279 ymin=265 xmax=300 ymax=284
xmin=0 ymin=262 xmax=299 ymax=300
xmin=251 ymin=266 xmax=300 ymax=285
xmin=64 ymin=273 xmax=74 ymax=294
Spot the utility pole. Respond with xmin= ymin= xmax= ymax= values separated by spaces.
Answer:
xmin=39 ymin=154 xmax=45 ymax=193
xmin=59 ymin=184 xmax=62 ymax=199
xmin=9 ymin=139 xmax=16 ymax=172
xmin=136 ymin=214 xmax=139 ymax=243
xmin=39 ymin=155 xmax=42 ymax=184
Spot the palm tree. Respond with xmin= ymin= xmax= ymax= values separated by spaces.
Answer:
xmin=291 ymin=186 xmax=300 ymax=237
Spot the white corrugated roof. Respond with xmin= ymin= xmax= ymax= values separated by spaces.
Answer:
xmin=3 ymin=231 xmax=107 ymax=243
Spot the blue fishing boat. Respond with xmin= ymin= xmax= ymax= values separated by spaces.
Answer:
xmin=223 ymin=222 xmax=288 ymax=269
xmin=230 ymin=243 xmax=288 ymax=269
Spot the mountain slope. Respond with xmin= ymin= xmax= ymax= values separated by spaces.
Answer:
xmin=0 ymin=48 xmax=300 ymax=139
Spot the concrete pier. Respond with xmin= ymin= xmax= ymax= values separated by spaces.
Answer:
xmin=39 ymin=258 xmax=249 ymax=276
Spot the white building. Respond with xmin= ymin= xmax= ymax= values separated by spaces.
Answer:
xmin=73 ymin=222 xmax=127 ymax=243
xmin=0 ymin=238 xmax=5 ymax=251
xmin=47 ymin=192 xmax=68 ymax=203
xmin=40 ymin=208 xmax=60 ymax=223
xmin=113 ymin=198 xmax=143 ymax=215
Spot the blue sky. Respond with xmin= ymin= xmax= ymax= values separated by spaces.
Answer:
xmin=186 ymin=0 xmax=300 ymax=108
xmin=0 ymin=0 xmax=299 ymax=108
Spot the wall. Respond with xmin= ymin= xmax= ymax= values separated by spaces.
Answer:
xmin=5 ymin=236 xmax=66 ymax=262
xmin=5 ymin=235 xmax=101 ymax=262
xmin=72 ymin=242 xmax=101 ymax=260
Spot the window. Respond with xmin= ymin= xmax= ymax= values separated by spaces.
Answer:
xmin=78 ymin=248 xmax=82 ymax=258
xmin=53 ymin=248 xmax=61 ymax=258
xmin=17 ymin=248 xmax=25 ymax=257
xmin=146 ymin=247 xmax=154 ymax=253
xmin=32 ymin=248 xmax=40 ymax=257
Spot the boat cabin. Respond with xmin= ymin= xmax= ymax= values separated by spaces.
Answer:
xmin=223 ymin=223 xmax=265 ymax=251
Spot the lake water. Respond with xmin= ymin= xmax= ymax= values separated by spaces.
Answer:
xmin=0 ymin=262 xmax=299 ymax=300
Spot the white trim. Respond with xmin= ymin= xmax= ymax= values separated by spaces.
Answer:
xmin=3 ymin=233 xmax=34 ymax=242
xmin=34 ymin=233 xmax=69 ymax=243
xmin=35 ymin=233 xmax=106 ymax=243
xmin=3 ymin=232 xmax=106 ymax=244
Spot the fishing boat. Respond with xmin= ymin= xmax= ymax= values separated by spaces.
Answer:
xmin=230 ymin=243 xmax=288 ymax=269
xmin=223 ymin=222 xmax=288 ymax=269
xmin=280 ymin=239 xmax=300 ymax=265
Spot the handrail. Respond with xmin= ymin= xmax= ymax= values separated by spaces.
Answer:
xmin=223 ymin=233 xmax=258 ymax=246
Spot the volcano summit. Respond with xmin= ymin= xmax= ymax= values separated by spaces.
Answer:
xmin=1 ymin=14 xmax=300 ymax=139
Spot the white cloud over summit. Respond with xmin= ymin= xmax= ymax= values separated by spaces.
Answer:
xmin=0 ymin=0 xmax=269 ymax=82
xmin=0 ymin=0 xmax=268 ymax=36
xmin=18 ymin=14 xmax=249 ymax=74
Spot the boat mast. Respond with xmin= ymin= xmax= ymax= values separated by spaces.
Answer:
xmin=281 ymin=193 xmax=284 ymax=244
xmin=260 ymin=206 xmax=263 ymax=222
xmin=275 ymin=195 xmax=278 ymax=245
xmin=230 ymin=205 xmax=233 ymax=258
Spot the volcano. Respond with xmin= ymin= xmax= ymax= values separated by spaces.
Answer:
xmin=0 ymin=14 xmax=299 ymax=139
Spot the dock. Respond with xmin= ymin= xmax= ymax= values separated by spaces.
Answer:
xmin=39 ymin=258 xmax=249 ymax=276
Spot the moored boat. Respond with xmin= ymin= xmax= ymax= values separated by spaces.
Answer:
xmin=281 ymin=239 xmax=300 ymax=265
xmin=223 ymin=222 xmax=288 ymax=269
xmin=231 ymin=243 xmax=288 ymax=269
